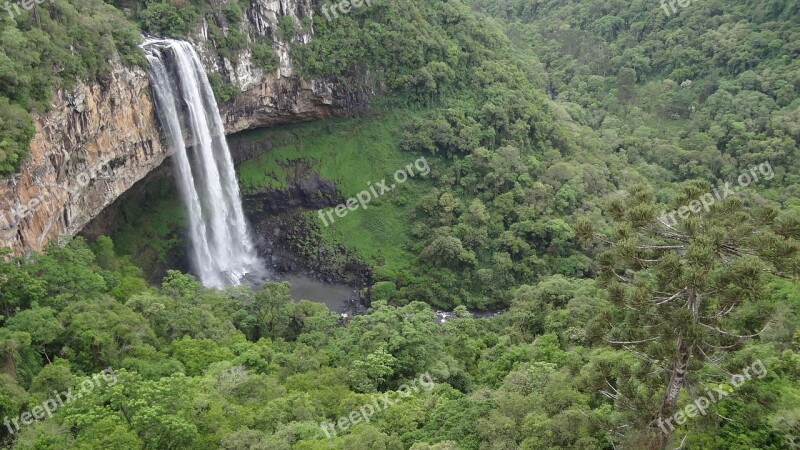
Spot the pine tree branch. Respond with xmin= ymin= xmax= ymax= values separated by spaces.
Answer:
xmin=762 ymin=268 xmax=796 ymax=280
xmin=701 ymin=340 xmax=738 ymax=350
xmin=623 ymin=345 xmax=668 ymax=370
xmin=696 ymin=346 xmax=730 ymax=374
xmin=698 ymin=322 xmax=769 ymax=339
xmin=607 ymin=336 xmax=662 ymax=345
xmin=701 ymin=302 xmax=735 ymax=320
xmin=635 ymin=257 xmax=661 ymax=264
xmin=637 ymin=244 xmax=686 ymax=250
xmin=655 ymin=230 xmax=689 ymax=241
xmin=613 ymin=271 xmax=630 ymax=283
xmin=655 ymin=288 xmax=687 ymax=305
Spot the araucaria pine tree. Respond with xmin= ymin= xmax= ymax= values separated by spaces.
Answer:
xmin=580 ymin=182 xmax=799 ymax=448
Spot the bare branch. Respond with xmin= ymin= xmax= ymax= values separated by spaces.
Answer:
xmin=762 ymin=268 xmax=796 ymax=280
xmin=623 ymin=345 xmax=668 ymax=370
xmin=655 ymin=288 xmax=687 ymax=305
xmin=702 ymin=302 xmax=736 ymax=320
xmin=698 ymin=322 xmax=769 ymax=339
xmin=635 ymin=257 xmax=661 ymax=264
xmin=696 ymin=346 xmax=733 ymax=377
xmin=655 ymin=229 xmax=689 ymax=241
xmin=701 ymin=340 xmax=738 ymax=350
xmin=607 ymin=336 xmax=662 ymax=345
xmin=637 ymin=244 xmax=686 ymax=250
xmin=614 ymin=271 xmax=630 ymax=283
xmin=715 ymin=412 xmax=736 ymax=423
xmin=600 ymin=390 xmax=619 ymax=401
xmin=655 ymin=218 xmax=680 ymax=232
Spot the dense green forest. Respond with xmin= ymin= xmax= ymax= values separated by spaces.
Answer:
xmin=1 ymin=0 xmax=799 ymax=448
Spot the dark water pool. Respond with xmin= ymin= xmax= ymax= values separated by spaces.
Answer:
xmin=276 ymin=273 xmax=360 ymax=313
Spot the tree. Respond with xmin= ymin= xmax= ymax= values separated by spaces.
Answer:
xmin=0 ymin=97 xmax=35 ymax=174
xmin=30 ymin=238 xmax=107 ymax=306
xmin=57 ymin=297 xmax=157 ymax=372
xmin=252 ymin=282 xmax=296 ymax=340
xmin=0 ymin=248 xmax=46 ymax=312
xmin=349 ymin=347 xmax=396 ymax=393
xmin=338 ymin=301 xmax=448 ymax=385
xmin=58 ymin=370 xmax=199 ymax=449
xmin=617 ymin=67 xmax=637 ymax=103
xmin=0 ymin=328 xmax=39 ymax=384
xmin=28 ymin=358 xmax=75 ymax=399
xmin=139 ymin=1 xmax=188 ymax=37
xmin=583 ymin=183 xmax=799 ymax=447
xmin=71 ymin=416 xmax=143 ymax=449
xmin=4 ymin=307 xmax=63 ymax=363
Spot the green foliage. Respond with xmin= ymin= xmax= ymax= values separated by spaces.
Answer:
xmin=233 ymin=113 xmax=423 ymax=277
xmin=276 ymin=16 xmax=295 ymax=41
xmin=0 ymin=233 xmax=794 ymax=448
xmin=0 ymin=98 xmax=35 ymax=174
xmin=208 ymin=73 xmax=241 ymax=103
xmin=222 ymin=1 xmax=244 ymax=23
xmin=251 ymin=44 xmax=280 ymax=72
xmin=370 ymin=281 xmax=397 ymax=302
xmin=4 ymin=307 xmax=63 ymax=360
xmin=208 ymin=22 xmax=247 ymax=61
xmin=293 ymin=0 xmax=510 ymax=102
xmin=139 ymin=1 xmax=191 ymax=37
xmin=474 ymin=0 xmax=800 ymax=183
xmin=594 ymin=183 xmax=799 ymax=446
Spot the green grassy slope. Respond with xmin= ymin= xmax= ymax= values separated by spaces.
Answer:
xmin=235 ymin=111 xmax=438 ymax=279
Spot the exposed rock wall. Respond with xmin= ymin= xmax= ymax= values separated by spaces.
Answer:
xmin=0 ymin=0 xmax=375 ymax=255
xmin=0 ymin=61 xmax=164 ymax=254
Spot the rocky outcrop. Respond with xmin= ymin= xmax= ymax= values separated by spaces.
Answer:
xmin=0 ymin=0 xmax=375 ymax=255
xmin=221 ymin=68 xmax=375 ymax=132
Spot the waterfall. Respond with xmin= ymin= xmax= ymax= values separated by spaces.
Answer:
xmin=142 ymin=38 xmax=262 ymax=288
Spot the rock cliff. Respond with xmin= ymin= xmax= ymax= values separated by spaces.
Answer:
xmin=0 ymin=0 xmax=374 ymax=255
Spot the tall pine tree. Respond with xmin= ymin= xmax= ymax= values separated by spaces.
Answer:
xmin=581 ymin=181 xmax=799 ymax=448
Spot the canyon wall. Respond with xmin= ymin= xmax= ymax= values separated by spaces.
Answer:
xmin=0 ymin=0 xmax=374 ymax=255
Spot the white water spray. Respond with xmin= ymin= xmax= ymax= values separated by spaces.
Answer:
xmin=142 ymin=38 xmax=262 ymax=288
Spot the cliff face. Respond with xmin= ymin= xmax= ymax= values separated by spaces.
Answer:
xmin=0 ymin=61 xmax=164 ymax=254
xmin=0 ymin=0 xmax=373 ymax=255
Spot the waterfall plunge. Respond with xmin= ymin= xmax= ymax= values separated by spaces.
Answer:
xmin=142 ymin=38 xmax=262 ymax=288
